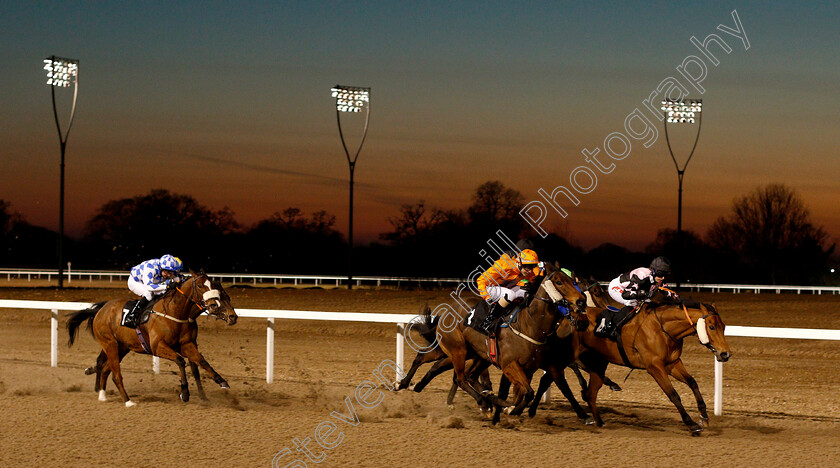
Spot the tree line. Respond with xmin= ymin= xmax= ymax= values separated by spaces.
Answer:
xmin=0 ymin=182 xmax=835 ymax=285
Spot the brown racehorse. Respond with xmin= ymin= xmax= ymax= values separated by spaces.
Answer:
xmin=67 ymin=272 xmax=237 ymax=407
xmin=566 ymin=300 xmax=731 ymax=434
xmin=413 ymin=262 xmax=589 ymax=416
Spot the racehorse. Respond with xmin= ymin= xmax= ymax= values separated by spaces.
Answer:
xmin=411 ymin=262 xmax=590 ymax=417
xmin=67 ymin=272 xmax=237 ymax=407
xmin=564 ymin=300 xmax=731 ymax=434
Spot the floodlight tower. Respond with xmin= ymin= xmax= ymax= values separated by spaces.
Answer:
xmin=661 ymin=99 xmax=702 ymax=237
xmin=331 ymin=85 xmax=370 ymax=290
xmin=43 ymin=56 xmax=79 ymax=289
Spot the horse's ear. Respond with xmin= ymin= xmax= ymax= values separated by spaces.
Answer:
xmin=189 ymin=269 xmax=197 ymax=277
xmin=554 ymin=261 xmax=561 ymax=269
xmin=198 ymin=268 xmax=206 ymax=276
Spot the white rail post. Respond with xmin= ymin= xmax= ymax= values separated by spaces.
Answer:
xmin=50 ymin=309 xmax=58 ymax=367
xmin=396 ymin=323 xmax=405 ymax=381
xmin=714 ymin=358 xmax=723 ymax=415
xmin=153 ymin=356 xmax=160 ymax=374
xmin=267 ymin=318 xmax=275 ymax=384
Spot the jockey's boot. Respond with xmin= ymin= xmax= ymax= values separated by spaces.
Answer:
xmin=595 ymin=316 xmax=613 ymax=337
xmin=125 ymin=297 xmax=149 ymax=327
xmin=480 ymin=301 xmax=508 ymax=334
xmin=609 ymin=306 xmax=636 ymax=339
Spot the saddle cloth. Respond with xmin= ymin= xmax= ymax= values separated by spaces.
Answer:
xmin=464 ymin=300 xmax=522 ymax=336
xmin=120 ymin=300 xmax=152 ymax=327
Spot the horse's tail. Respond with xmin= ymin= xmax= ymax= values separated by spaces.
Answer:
xmin=67 ymin=301 xmax=106 ymax=346
xmin=411 ymin=303 xmax=439 ymax=344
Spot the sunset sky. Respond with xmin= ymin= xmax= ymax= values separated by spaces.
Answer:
xmin=2 ymin=2 xmax=838 ymax=251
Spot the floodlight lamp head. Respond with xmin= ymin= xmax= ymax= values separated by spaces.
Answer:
xmin=331 ymin=85 xmax=370 ymax=113
xmin=43 ymin=56 xmax=78 ymax=87
xmin=661 ymin=98 xmax=702 ymax=124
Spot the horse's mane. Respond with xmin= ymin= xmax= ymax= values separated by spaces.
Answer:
xmin=647 ymin=297 xmax=717 ymax=315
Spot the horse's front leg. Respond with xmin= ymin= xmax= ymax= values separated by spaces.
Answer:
xmin=152 ymin=342 xmax=190 ymax=402
xmin=670 ymin=359 xmax=708 ymax=426
xmin=647 ymin=360 xmax=702 ymax=435
xmin=500 ymin=361 xmax=533 ymax=416
xmin=190 ymin=361 xmax=208 ymax=401
xmin=398 ymin=347 xmax=447 ymax=390
xmin=179 ymin=341 xmax=229 ymax=389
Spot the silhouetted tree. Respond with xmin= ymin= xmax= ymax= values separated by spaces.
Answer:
xmin=646 ymin=228 xmax=719 ymax=283
xmin=706 ymin=184 xmax=834 ymax=284
xmin=243 ymin=208 xmax=344 ymax=274
xmin=0 ymin=199 xmax=69 ymax=268
xmin=82 ymin=189 xmax=239 ymax=270
xmin=467 ymin=180 xmax=526 ymax=238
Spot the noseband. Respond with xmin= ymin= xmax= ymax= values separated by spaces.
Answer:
xmin=656 ymin=304 xmax=718 ymax=353
xmin=175 ymin=276 xmax=227 ymax=321
xmin=535 ymin=272 xmax=586 ymax=328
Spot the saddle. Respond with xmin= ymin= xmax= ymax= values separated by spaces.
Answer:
xmin=594 ymin=304 xmax=642 ymax=341
xmin=465 ymin=300 xmax=522 ymax=337
xmin=120 ymin=299 xmax=153 ymax=328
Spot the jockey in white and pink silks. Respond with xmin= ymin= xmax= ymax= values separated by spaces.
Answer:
xmin=596 ymin=256 xmax=676 ymax=339
xmin=608 ymin=256 xmax=673 ymax=306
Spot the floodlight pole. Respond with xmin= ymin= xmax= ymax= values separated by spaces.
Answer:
xmin=662 ymin=99 xmax=702 ymax=288
xmin=45 ymin=56 xmax=79 ymax=289
xmin=662 ymin=103 xmax=702 ymax=236
xmin=332 ymin=86 xmax=370 ymax=290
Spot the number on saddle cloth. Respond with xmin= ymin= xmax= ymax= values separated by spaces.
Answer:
xmin=120 ymin=299 xmax=153 ymax=327
xmin=466 ymin=300 xmax=521 ymax=336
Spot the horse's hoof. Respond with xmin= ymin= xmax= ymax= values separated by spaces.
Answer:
xmin=84 ymin=367 xmax=96 ymax=375
xmin=700 ymin=417 xmax=710 ymax=427
xmin=447 ymin=404 xmax=455 ymax=411
xmin=690 ymin=425 xmax=703 ymax=435
xmin=180 ymin=392 xmax=190 ymax=402
xmin=125 ymin=400 xmax=136 ymax=408
xmin=504 ymin=406 xmax=514 ymax=415
xmin=220 ymin=382 xmax=230 ymax=389
xmin=608 ymin=384 xmax=622 ymax=392
xmin=584 ymin=417 xmax=595 ymax=425
xmin=98 ymin=390 xmax=107 ymax=402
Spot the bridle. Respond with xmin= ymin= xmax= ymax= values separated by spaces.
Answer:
xmin=155 ymin=275 xmax=227 ymax=323
xmin=654 ymin=303 xmax=718 ymax=353
xmin=511 ymin=271 xmax=592 ymax=345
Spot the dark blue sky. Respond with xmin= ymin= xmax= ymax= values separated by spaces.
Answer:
xmin=1 ymin=1 xmax=838 ymax=249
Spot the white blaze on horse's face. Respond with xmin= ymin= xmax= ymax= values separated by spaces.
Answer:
xmin=696 ymin=317 xmax=710 ymax=345
xmin=584 ymin=291 xmax=597 ymax=308
xmin=202 ymin=279 xmax=221 ymax=305
xmin=541 ymin=278 xmax=564 ymax=303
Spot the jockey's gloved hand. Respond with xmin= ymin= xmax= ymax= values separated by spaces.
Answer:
xmin=636 ymin=290 xmax=649 ymax=300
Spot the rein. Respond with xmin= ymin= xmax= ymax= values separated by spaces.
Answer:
xmin=153 ymin=276 xmax=221 ymax=324
xmin=507 ymin=272 xmax=565 ymax=345
xmin=654 ymin=303 xmax=716 ymax=345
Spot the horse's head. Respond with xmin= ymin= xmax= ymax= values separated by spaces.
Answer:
xmin=184 ymin=271 xmax=238 ymax=325
xmin=573 ymin=276 xmax=609 ymax=309
xmin=695 ymin=303 xmax=730 ymax=362
xmin=537 ymin=262 xmax=590 ymax=331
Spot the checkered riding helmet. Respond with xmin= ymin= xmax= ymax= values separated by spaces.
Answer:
xmin=159 ymin=254 xmax=183 ymax=272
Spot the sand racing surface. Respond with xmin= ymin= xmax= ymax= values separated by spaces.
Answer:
xmin=2 ymin=285 xmax=839 ymax=467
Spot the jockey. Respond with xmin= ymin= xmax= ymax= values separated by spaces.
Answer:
xmin=123 ymin=254 xmax=184 ymax=326
xmin=596 ymin=256 xmax=672 ymax=338
xmin=476 ymin=248 xmax=543 ymax=333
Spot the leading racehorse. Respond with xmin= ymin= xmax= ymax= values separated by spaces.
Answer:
xmin=564 ymin=299 xmax=731 ymax=434
xmin=67 ymin=271 xmax=237 ymax=406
